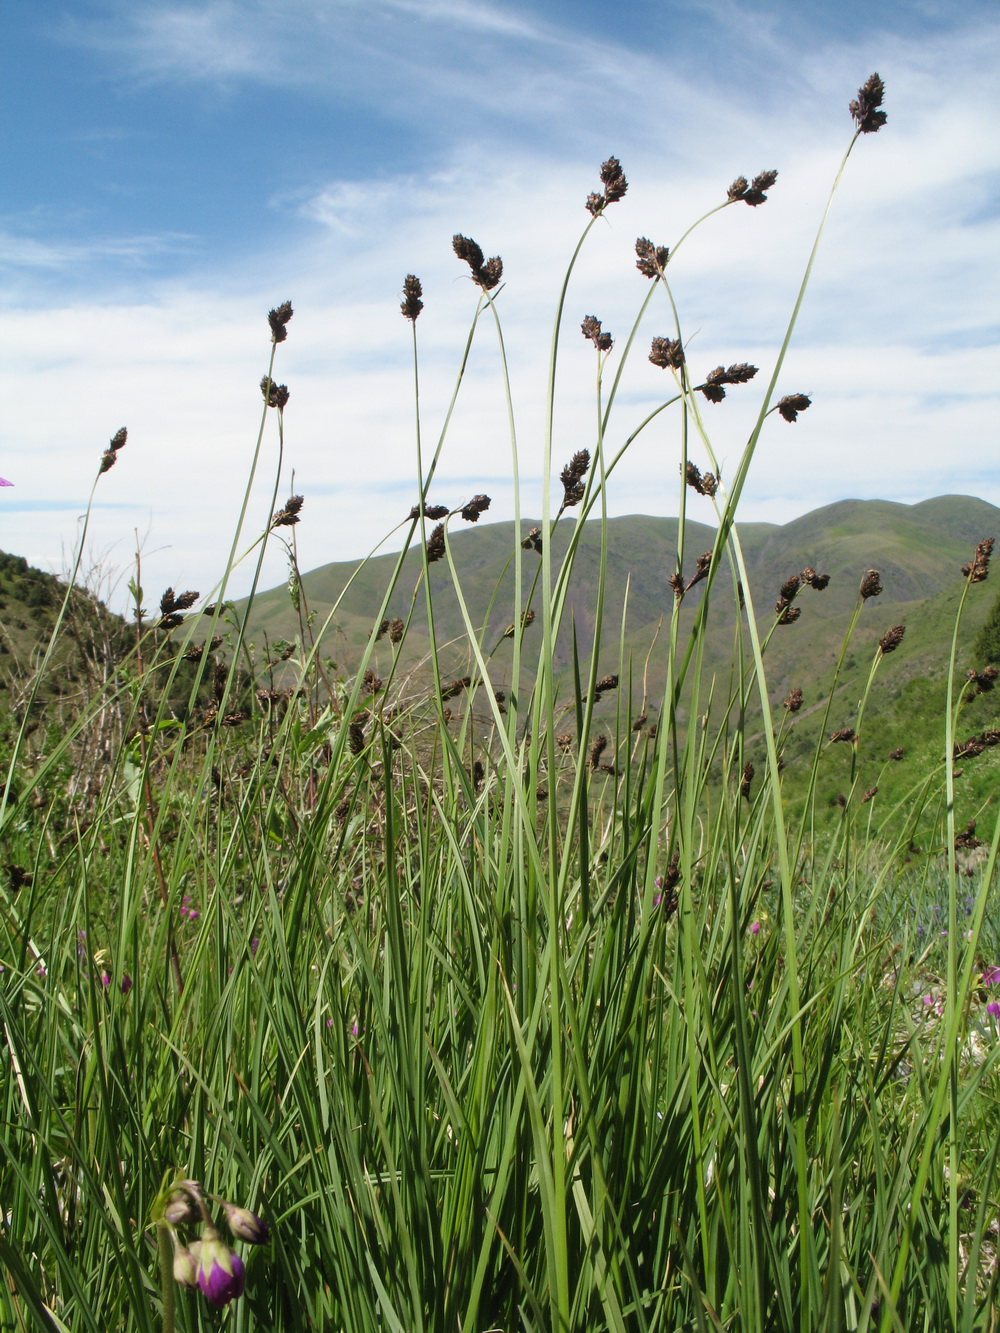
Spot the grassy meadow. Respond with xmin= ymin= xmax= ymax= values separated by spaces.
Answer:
xmin=2 ymin=74 xmax=1000 ymax=1332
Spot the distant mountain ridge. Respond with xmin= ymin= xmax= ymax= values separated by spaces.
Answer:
xmin=239 ymin=495 xmax=1000 ymax=663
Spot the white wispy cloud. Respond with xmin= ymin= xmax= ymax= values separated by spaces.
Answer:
xmin=0 ymin=229 xmax=194 ymax=274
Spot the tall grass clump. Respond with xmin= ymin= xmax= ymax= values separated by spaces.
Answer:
xmin=2 ymin=74 xmax=999 ymax=1333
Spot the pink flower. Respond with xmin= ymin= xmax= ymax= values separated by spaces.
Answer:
xmin=100 ymin=971 xmax=112 ymax=987
xmin=987 ymin=1001 xmax=1000 ymax=1017
xmin=750 ymin=921 xmax=761 ymax=934
xmin=0 ymin=478 xmax=12 ymax=487
xmin=194 ymin=1231 xmax=245 ymax=1307
xmin=120 ymin=973 xmax=133 ymax=994
xmin=982 ymin=966 xmax=1000 ymax=986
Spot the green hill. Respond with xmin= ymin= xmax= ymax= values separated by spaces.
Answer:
xmin=236 ymin=494 xmax=1000 ymax=830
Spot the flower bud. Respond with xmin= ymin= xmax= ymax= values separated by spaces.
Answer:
xmin=163 ymin=1190 xmax=200 ymax=1226
xmin=195 ymin=1230 xmax=246 ymax=1307
xmin=221 ymin=1200 xmax=270 ymax=1245
xmin=173 ymin=1244 xmax=199 ymax=1288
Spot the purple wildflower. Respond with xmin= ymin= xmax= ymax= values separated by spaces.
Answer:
xmin=982 ymin=966 xmax=1000 ymax=985
xmin=987 ymin=1001 xmax=1000 ymax=1017
xmin=0 ymin=477 xmax=12 ymax=487
xmin=120 ymin=973 xmax=133 ymax=994
xmin=750 ymin=921 xmax=761 ymax=934
xmin=195 ymin=1231 xmax=246 ymax=1307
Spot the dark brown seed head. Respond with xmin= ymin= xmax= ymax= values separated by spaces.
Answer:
xmin=801 ymin=567 xmax=830 ymax=590
xmin=453 ymin=234 xmax=484 ymax=271
xmin=777 ymin=393 xmax=811 ymax=422
xmin=879 ymin=624 xmax=906 ymax=654
xmin=684 ymin=551 xmax=713 ymax=594
xmin=861 ymin=785 xmax=878 ymax=803
xmin=966 ymin=665 xmax=999 ymax=697
xmin=159 ymin=588 xmax=200 ymax=620
xmin=7 ymin=864 xmax=31 ymax=892
xmin=649 ymin=337 xmax=684 ymax=370
xmin=888 ymin=747 xmax=905 ymax=760
xmin=698 ymin=362 xmax=759 ymax=403
xmin=728 ymin=171 xmax=778 ymax=205
xmin=401 ymin=274 xmax=423 ymax=322
xmin=425 ymin=523 xmax=446 ymax=563
xmin=778 ymin=574 xmax=801 ymax=604
xmin=776 ymin=604 xmax=801 ymax=625
xmin=461 ymin=494 xmax=491 ymax=522
xmin=409 ymin=502 xmax=450 ymax=521
xmin=440 ymin=675 xmax=471 ymax=701
xmin=362 ymin=668 xmax=382 ymax=695
xmin=268 ymin=300 xmax=294 ymax=342
xmin=348 ymin=718 xmax=366 ymax=754
xmin=784 ymin=687 xmax=804 ymax=713
xmin=686 ymin=462 xmax=707 ymax=495
xmin=961 ymin=537 xmax=994 ymax=583
xmin=482 ymin=256 xmax=503 ymax=289
xmin=260 ymin=377 xmax=290 ymax=408
xmin=586 ymin=158 xmax=628 ymax=214
xmin=560 ymin=450 xmax=590 ymax=508
xmin=272 ymin=495 xmax=304 ymax=528
xmin=836 ymin=792 xmax=848 ymax=809
xmin=472 ymin=760 xmax=485 ymax=791
xmin=99 ymin=449 xmax=117 ymax=473
xmin=740 ymin=761 xmax=754 ymax=799
xmin=955 ymin=819 xmax=983 ymax=850
xmin=669 ymin=571 xmax=685 ymax=600
xmin=593 ymin=674 xmax=618 ymax=696
xmin=375 ymin=618 xmax=390 ymax=642
xmin=452 ymin=235 xmax=503 ymax=290
xmin=635 ymin=236 xmax=669 ymax=279
xmin=212 ymin=658 xmax=228 ymax=702
xmin=850 ymin=73 xmax=887 ymax=134
xmin=600 ymin=157 xmax=628 ymax=202
xmin=389 ymin=617 xmax=405 ymax=643
xmin=521 ymin=526 xmax=543 ymax=553
xmin=556 ymin=732 xmax=574 ymax=751
xmin=588 ymin=733 xmax=608 ymax=769
xmin=632 ymin=714 xmax=648 ymax=730
xmin=860 ymin=569 xmax=882 ymax=600
xmin=830 ymin=727 xmax=856 ymax=743
xmin=581 ymin=315 xmax=613 ymax=352
xmin=109 ymin=427 xmax=128 ymax=451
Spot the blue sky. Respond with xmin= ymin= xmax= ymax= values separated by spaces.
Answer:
xmin=2 ymin=0 xmax=998 ymax=606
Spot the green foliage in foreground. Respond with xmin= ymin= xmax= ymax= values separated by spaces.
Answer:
xmin=2 ymin=74 xmax=1000 ymax=1333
